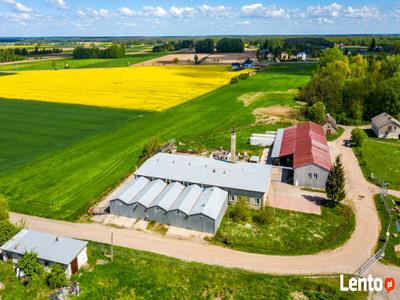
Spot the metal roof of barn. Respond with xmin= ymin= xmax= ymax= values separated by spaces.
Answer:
xmin=110 ymin=176 xmax=150 ymax=204
xmin=275 ymin=122 xmax=331 ymax=171
xmin=169 ymin=185 xmax=203 ymax=215
xmin=271 ymin=128 xmax=284 ymax=158
xmin=149 ymin=182 xmax=185 ymax=211
xmin=189 ymin=187 xmax=228 ymax=220
xmin=0 ymin=229 xmax=87 ymax=265
xmin=135 ymin=153 xmax=271 ymax=194
xmin=130 ymin=179 xmax=167 ymax=207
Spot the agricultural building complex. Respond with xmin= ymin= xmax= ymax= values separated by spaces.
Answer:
xmin=110 ymin=153 xmax=272 ymax=233
xmin=1 ymin=229 xmax=88 ymax=278
xmin=271 ymin=121 xmax=331 ymax=189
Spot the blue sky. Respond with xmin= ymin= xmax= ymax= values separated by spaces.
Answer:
xmin=0 ymin=0 xmax=399 ymax=36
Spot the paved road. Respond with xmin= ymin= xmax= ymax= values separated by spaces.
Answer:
xmin=8 ymin=127 xmax=400 ymax=297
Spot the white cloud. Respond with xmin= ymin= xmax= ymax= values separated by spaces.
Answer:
xmin=118 ymin=7 xmax=136 ymax=17
xmin=198 ymin=5 xmax=231 ymax=17
xmin=46 ymin=0 xmax=68 ymax=10
xmin=142 ymin=6 xmax=168 ymax=17
xmin=241 ymin=3 xmax=287 ymax=18
xmin=345 ymin=6 xmax=380 ymax=18
xmin=169 ymin=6 xmax=195 ymax=17
xmin=2 ymin=0 xmax=31 ymax=13
xmin=238 ymin=20 xmax=250 ymax=25
xmin=75 ymin=9 xmax=85 ymax=17
xmin=393 ymin=9 xmax=400 ymax=17
xmin=317 ymin=17 xmax=334 ymax=24
xmin=307 ymin=2 xmax=342 ymax=18
xmin=0 ymin=11 xmax=31 ymax=26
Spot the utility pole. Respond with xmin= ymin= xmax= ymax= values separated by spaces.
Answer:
xmin=111 ymin=232 xmax=114 ymax=262
xmin=274 ymin=188 xmax=276 ymax=215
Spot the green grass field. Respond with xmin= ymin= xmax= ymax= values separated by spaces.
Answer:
xmin=0 ymin=53 xmax=165 ymax=71
xmin=0 ymin=64 xmax=315 ymax=220
xmin=375 ymin=194 xmax=400 ymax=266
xmin=0 ymin=242 xmax=365 ymax=300
xmin=0 ymin=100 xmax=144 ymax=175
xmin=214 ymin=201 xmax=355 ymax=255
xmin=354 ymin=137 xmax=400 ymax=190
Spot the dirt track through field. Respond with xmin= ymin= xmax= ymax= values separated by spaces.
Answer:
xmin=9 ymin=127 xmax=400 ymax=298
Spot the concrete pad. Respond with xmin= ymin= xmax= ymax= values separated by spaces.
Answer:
xmin=267 ymin=182 xmax=322 ymax=215
xmin=102 ymin=214 xmax=118 ymax=225
xmin=166 ymin=226 xmax=213 ymax=240
xmin=133 ymin=220 xmax=148 ymax=231
xmin=113 ymin=216 xmax=136 ymax=229
xmin=91 ymin=215 xmax=107 ymax=223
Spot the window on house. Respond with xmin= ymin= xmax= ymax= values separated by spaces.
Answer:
xmin=255 ymin=198 xmax=261 ymax=205
xmin=314 ymin=173 xmax=318 ymax=179
xmin=308 ymin=173 xmax=312 ymax=179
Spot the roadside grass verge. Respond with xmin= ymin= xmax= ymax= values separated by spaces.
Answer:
xmin=0 ymin=64 xmax=315 ymax=220
xmin=0 ymin=53 xmax=165 ymax=71
xmin=374 ymin=194 xmax=400 ymax=266
xmin=354 ymin=137 xmax=400 ymax=191
xmin=73 ymin=242 xmax=364 ymax=300
xmin=213 ymin=201 xmax=355 ymax=255
xmin=0 ymin=242 xmax=366 ymax=299
xmin=326 ymin=126 xmax=345 ymax=142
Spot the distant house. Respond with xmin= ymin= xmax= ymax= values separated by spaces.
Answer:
xmin=266 ymin=53 xmax=274 ymax=61
xmin=280 ymin=52 xmax=289 ymax=61
xmin=371 ymin=112 xmax=400 ymax=139
xmin=1 ymin=229 xmax=88 ymax=278
xmin=322 ymin=113 xmax=338 ymax=135
xmin=271 ymin=122 xmax=331 ymax=189
xmin=296 ymin=52 xmax=307 ymax=61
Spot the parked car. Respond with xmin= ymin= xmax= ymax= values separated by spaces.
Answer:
xmin=344 ymin=140 xmax=352 ymax=147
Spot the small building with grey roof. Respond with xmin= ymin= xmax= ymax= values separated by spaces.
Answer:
xmin=371 ymin=112 xmax=400 ymax=139
xmin=1 ymin=229 xmax=87 ymax=278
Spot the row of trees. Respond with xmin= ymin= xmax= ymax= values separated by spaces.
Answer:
xmin=0 ymin=49 xmax=22 ymax=63
xmin=258 ymin=37 xmax=333 ymax=59
xmin=299 ymin=48 xmax=400 ymax=124
xmin=153 ymin=38 xmax=245 ymax=54
xmin=73 ymin=45 xmax=125 ymax=59
xmin=152 ymin=40 xmax=194 ymax=52
xmin=14 ymin=46 xmax=62 ymax=56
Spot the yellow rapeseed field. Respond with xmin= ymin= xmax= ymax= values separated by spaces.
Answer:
xmin=0 ymin=65 xmax=244 ymax=111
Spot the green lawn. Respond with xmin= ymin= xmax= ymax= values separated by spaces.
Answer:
xmin=0 ymin=53 xmax=165 ymax=71
xmin=0 ymin=99 xmax=144 ymax=176
xmin=0 ymin=63 xmax=315 ymax=220
xmin=213 ymin=201 xmax=355 ymax=255
xmin=0 ymin=242 xmax=366 ymax=300
xmin=375 ymin=194 xmax=400 ymax=266
xmin=354 ymin=137 xmax=400 ymax=190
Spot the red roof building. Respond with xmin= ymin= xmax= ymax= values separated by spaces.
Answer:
xmin=271 ymin=121 xmax=332 ymax=189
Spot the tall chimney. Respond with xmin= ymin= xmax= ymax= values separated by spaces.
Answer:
xmin=231 ymin=127 xmax=236 ymax=162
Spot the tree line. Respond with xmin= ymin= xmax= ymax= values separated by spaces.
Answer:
xmin=258 ymin=37 xmax=333 ymax=58
xmin=0 ymin=49 xmax=22 ymax=63
xmin=73 ymin=45 xmax=125 ymax=59
xmin=0 ymin=46 xmax=62 ymax=63
xmin=153 ymin=38 xmax=244 ymax=54
xmin=299 ymin=48 xmax=400 ymax=124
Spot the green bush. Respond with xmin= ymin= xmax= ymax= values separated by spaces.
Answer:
xmin=252 ymin=206 xmax=272 ymax=225
xmin=351 ymin=128 xmax=367 ymax=147
xmin=0 ymin=194 xmax=9 ymax=221
xmin=46 ymin=264 xmax=68 ymax=289
xmin=0 ymin=219 xmax=18 ymax=245
xmin=17 ymin=251 xmax=44 ymax=279
xmin=230 ymin=198 xmax=251 ymax=223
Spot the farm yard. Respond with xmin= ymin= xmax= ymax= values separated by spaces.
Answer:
xmin=0 ymin=63 xmax=314 ymax=220
xmin=0 ymin=65 xmax=244 ymax=110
